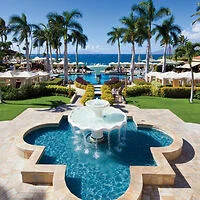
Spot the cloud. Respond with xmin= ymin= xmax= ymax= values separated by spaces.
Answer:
xmin=182 ymin=23 xmax=200 ymax=42
xmin=85 ymin=44 xmax=101 ymax=51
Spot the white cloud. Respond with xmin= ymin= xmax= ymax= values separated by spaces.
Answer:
xmin=182 ymin=23 xmax=200 ymax=42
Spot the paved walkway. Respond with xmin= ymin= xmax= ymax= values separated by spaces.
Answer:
xmin=0 ymin=88 xmax=200 ymax=199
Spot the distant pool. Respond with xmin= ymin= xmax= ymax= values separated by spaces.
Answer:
xmin=59 ymin=73 xmax=127 ymax=84
xmin=59 ymin=73 xmax=143 ymax=85
xmin=24 ymin=118 xmax=173 ymax=200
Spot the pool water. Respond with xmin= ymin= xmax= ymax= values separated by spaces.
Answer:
xmin=59 ymin=73 xmax=142 ymax=85
xmin=24 ymin=118 xmax=173 ymax=200
xmin=59 ymin=73 xmax=128 ymax=85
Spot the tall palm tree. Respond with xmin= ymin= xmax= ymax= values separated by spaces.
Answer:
xmin=62 ymin=10 xmax=83 ymax=83
xmin=191 ymin=2 xmax=200 ymax=25
xmin=175 ymin=42 xmax=200 ymax=103
xmin=70 ymin=30 xmax=88 ymax=68
xmin=121 ymin=13 xmax=146 ymax=83
xmin=9 ymin=13 xmax=37 ymax=71
xmin=132 ymin=0 xmax=170 ymax=75
xmin=49 ymin=10 xmax=83 ymax=83
xmin=0 ymin=17 xmax=7 ymax=42
xmin=47 ymin=12 xmax=63 ymax=62
xmin=153 ymin=16 xmax=181 ymax=72
xmin=107 ymin=27 xmax=124 ymax=72
xmin=33 ymin=23 xmax=52 ymax=72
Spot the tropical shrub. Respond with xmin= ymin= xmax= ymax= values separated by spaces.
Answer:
xmin=45 ymin=78 xmax=63 ymax=85
xmin=134 ymin=78 xmax=150 ymax=85
xmin=151 ymin=81 xmax=162 ymax=96
xmin=46 ymin=85 xmax=75 ymax=97
xmin=101 ymin=85 xmax=114 ymax=105
xmin=75 ymin=77 xmax=89 ymax=85
xmin=104 ymin=77 xmax=123 ymax=89
xmin=194 ymin=90 xmax=200 ymax=100
xmin=101 ymin=84 xmax=111 ymax=93
xmin=1 ymin=84 xmax=75 ymax=100
xmin=126 ymin=85 xmax=151 ymax=97
xmin=160 ymin=87 xmax=191 ymax=98
xmin=74 ymin=77 xmax=90 ymax=89
xmin=101 ymin=92 xmax=114 ymax=105
xmin=80 ymin=84 xmax=95 ymax=105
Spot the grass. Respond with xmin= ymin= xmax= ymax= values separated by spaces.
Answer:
xmin=126 ymin=96 xmax=200 ymax=124
xmin=0 ymin=96 xmax=71 ymax=121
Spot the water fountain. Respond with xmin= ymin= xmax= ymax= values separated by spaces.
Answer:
xmin=68 ymin=99 xmax=127 ymax=143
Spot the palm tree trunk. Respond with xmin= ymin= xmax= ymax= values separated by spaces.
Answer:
xmin=162 ymin=44 xmax=167 ymax=73
xmin=189 ymin=64 xmax=194 ymax=103
xmin=46 ymin=41 xmax=50 ymax=73
xmin=145 ymin=37 xmax=151 ymax=75
xmin=59 ymin=46 xmax=62 ymax=61
xmin=75 ymin=41 xmax=78 ymax=69
xmin=49 ymin=44 xmax=53 ymax=72
xmin=117 ymin=38 xmax=121 ymax=72
xmin=130 ymin=42 xmax=135 ymax=83
xmin=25 ymin=37 xmax=30 ymax=71
xmin=63 ymin=39 xmax=68 ymax=84
xmin=55 ymin=48 xmax=58 ymax=62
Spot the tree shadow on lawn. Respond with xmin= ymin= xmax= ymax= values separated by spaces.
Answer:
xmin=4 ymin=100 xmax=68 ymax=108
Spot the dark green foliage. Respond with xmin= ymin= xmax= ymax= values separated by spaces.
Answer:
xmin=126 ymin=85 xmax=152 ymax=97
xmin=0 ymin=84 xmax=75 ymax=100
xmin=194 ymin=90 xmax=200 ymax=100
xmin=45 ymin=78 xmax=63 ymax=85
xmin=160 ymin=87 xmax=191 ymax=98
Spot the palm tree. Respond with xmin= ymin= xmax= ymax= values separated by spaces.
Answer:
xmin=191 ymin=2 xmax=200 ymax=25
xmin=175 ymin=42 xmax=200 ymax=103
xmin=12 ymin=37 xmax=21 ymax=53
xmin=120 ymin=13 xmax=146 ymax=83
xmin=132 ymin=0 xmax=171 ymax=75
xmin=62 ymin=10 xmax=83 ymax=83
xmin=153 ymin=16 xmax=181 ymax=72
xmin=49 ymin=10 xmax=83 ymax=83
xmin=70 ymin=30 xmax=88 ymax=68
xmin=47 ymin=12 xmax=63 ymax=62
xmin=33 ymin=23 xmax=52 ymax=72
xmin=0 ymin=17 xmax=7 ymax=42
xmin=178 ymin=34 xmax=189 ymax=46
xmin=9 ymin=13 xmax=37 ymax=71
xmin=107 ymin=27 xmax=124 ymax=72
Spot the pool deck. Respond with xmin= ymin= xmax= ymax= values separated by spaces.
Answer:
xmin=0 ymin=90 xmax=200 ymax=199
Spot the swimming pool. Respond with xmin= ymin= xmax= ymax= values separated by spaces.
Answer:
xmin=59 ymin=73 xmax=128 ymax=84
xmin=24 ymin=118 xmax=173 ymax=200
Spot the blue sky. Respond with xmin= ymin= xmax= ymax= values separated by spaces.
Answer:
xmin=1 ymin=0 xmax=200 ymax=54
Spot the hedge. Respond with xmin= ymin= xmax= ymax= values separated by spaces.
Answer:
xmin=160 ymin=87 xmax=200 ymax=98
xmin=45 ymin=78 xmax=63 ymax=85
xmin=80 ymin=84 xmax=95 ymax=105
xmin=101 ymin=85 xmax=115 ymax=105
xmin=1 ymin=84 xmax=75 ymax=100
xmin=126 ymin=85 xmax=152 ymax=97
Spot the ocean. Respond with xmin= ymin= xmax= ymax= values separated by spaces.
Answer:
xmin=30 ymin=54 xmax=163 ymax=65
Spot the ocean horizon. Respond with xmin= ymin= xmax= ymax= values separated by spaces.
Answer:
xmin=30 ymin=54 xmax=163 ymax=65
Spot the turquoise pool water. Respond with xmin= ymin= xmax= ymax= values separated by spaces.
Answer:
xmin=59 ymin=73 xmax=128 ymax=85
xmin=24 ymin=118 xmax=173 ymax=200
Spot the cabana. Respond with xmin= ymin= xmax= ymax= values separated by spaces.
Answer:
xmin=146 ymin=71 xmax=200 ymax=87
xmin=0 ymin=71 xmax=39 ymax=88
xmin=36 ymin=71 xmax=50 ymax=82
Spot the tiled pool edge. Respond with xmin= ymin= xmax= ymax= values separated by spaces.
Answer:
xmin=15 ymin=112 xmax=183 ymax=200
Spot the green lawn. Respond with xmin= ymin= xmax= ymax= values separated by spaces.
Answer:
xmin=0 ymin=96 xmax=71 ymax=121
xmin=126 ymin=96 xmax=200 ymax=124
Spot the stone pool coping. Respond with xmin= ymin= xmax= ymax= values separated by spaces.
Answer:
xmin=15 ymin=109 xmax=183 ymax=200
